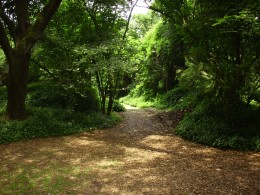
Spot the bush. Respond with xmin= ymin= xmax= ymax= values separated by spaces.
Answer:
xmin=161 ymin=87 xmax=188 ymax=107
xmin=174 ymin=100 xmax=260 ymax=151
xmin=26 ymin=82 xmax=66 ymax=108
xmin=27 ymin=82 xmax=99 ymax=113
xmin=113 ymin=100 xmax=126 ymax=112
xmin=0 ymin=107 xmax=121 ymax=144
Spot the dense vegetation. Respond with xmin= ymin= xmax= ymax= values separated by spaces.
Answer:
xmin=0 ymin=0 xmax=259 ymax=150
xmin=121 ymin=0 xmax=260 ymax=150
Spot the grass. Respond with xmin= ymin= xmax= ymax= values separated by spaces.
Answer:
xmin=120 ymin=95 xmax=163 ymax=108
xmin=0 ymin=161 xmax=91 ymax=194
xmin=0 ymin=106 xmax=121 ymax=145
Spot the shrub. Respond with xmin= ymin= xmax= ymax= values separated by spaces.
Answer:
xmin=174 ymin=100 xmax=260 ymax=151
xmin=113 ymin=100 xmax=126 ymax=112
xmin=27 ymin=82 xmax=66 ymax=108
xmin=161 ymin=87 xmax=188 ymax=107
xmin=27 ymin=82 xmax=99 ymax=113
xmin=0 ymin=107 xmax=121 ymax=144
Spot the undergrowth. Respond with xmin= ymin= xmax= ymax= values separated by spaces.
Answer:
xmin=174 ymin=99 xmax=260 ymax=151
xmin=120 ymin=96 xmax=157 ymax=108
xmin=113 ymin=100 xmax=126 ymax=112
xmin=121 ymin=86 xmax=260 ymax=151
xmin=0 ymin=83 xmax=121 ymax=145
xmin=0 ymin=107 xmax=120 ymax=144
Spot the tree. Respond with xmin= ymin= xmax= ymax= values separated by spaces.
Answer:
xmin=152 ymin=0 xmax=259 ymax=121
xmin=0 ymin=0 xmax=62 ymax=120
xmin=182 ymin=0 xmax=260 ymax=116
xmin=80 ymin=0 xmax=138 ymax=115
xmin=30 ymin=0 xmax=136 ymax=116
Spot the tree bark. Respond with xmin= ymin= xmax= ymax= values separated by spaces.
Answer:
xmin=0 ymin=0 xmax=62 ymax=120
xmin=6 ymin=50 xmax=30 ymax=120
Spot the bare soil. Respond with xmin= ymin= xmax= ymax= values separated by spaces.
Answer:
xmin=0 ymin=105 xmax=259 ymax=194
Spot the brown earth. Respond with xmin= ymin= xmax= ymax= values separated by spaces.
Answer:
xmin=0 ymin=105 xmax=259 ymax=194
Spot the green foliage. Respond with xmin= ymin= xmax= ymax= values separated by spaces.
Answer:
xmin=112 ymin=100 xmax=126 ymax=112
xmin=0 ymin=86 xmax=7 ymax=108
xmin=129 ymin=12 xmax=160 ymax=39
xmin=26 ymin=82 xmax=100 ymax=113
xmin=175 ymin=100 xmax=260 ymax=151
xmin=120 ymin=95 xmax=161 ymax=108
xmin=0 ymin=107 xmax=121 ymax=145
xmin=140 ymin=21 xmax=175 ymax=95
xmin=160 ymin=87 xmax=189 ymax=109
xmin=0 ymin=49 xmax=5 ymax=65
xmin=0 ymin=162 xmax=91 ymax=194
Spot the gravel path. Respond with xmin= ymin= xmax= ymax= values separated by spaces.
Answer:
xmin=0 ymin=106 xmax=259 ymax=194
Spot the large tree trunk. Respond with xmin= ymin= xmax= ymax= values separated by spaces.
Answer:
xmin=0 ymin=0 xmax=62 ymax=120
xmin=6 ymin=51 xmax=30 ymax=120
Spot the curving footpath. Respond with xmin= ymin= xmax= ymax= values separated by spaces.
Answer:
xmin=0 ymin=106 xmax=259 ymax=194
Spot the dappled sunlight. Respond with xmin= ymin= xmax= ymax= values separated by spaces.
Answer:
xmin=0 ymin=108 xmax=259 ymax=194
xmin=96 ymin=159 xmax=123 ymax=168
xmin=123 ymin=146 xmax=168 ymax=163
xmin=140 ymin=135 xmax=181 ymax=151
xmin=123 ymin=104 xmax=140 ymax=110
xmin=194 ymin=148 xmax=218 ymax=154
xmin=66 ymin=138 xmax=106 ymax=147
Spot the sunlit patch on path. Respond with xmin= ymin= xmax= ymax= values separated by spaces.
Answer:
xmin=123 ymin=104 xmax=140 ymax=110
xmin=0 ymin=106 xmax=259 ymax=194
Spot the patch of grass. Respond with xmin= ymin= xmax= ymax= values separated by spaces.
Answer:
xmin=0 ymin=107 xmax=121 ymax=145
xmin=120 ymin=95 xmax=163 ymax=108
xmin=119 ymin=87 xmax=196 ymax=110
xmin=0 ymin=163 xmax=90 ymax=194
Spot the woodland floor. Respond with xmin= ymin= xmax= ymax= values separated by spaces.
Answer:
xmin=0 ymin=105 xmax=259 ymax=194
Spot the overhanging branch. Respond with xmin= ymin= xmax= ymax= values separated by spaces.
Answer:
xmin=148 ymin=5 xmax=174 ymax=20
xmin=30 ymin=58 xmax=57 ymax=80
xmin=14 ymin=0 xmax=30 ymax=34
xmin=0 ymin=20 xmax=13 ymax=63
xmin=0 ymin=6 xmax=16 ymax=38
xmin=23 ymin=0 xmax=62 ymax=53
xmin=122 ymin=0 xmax=139 ymax=41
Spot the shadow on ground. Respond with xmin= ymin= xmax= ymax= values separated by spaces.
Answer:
xmin=0 ymin=107 xmax=259 ymax=194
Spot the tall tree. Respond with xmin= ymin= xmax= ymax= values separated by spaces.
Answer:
xmin=183 ymin=0 xmax=259 ymax=115
xmin=153 ymin=0 xmax=259 ymax=121
xmin=0 ymin=0 xmax=62 ymax=120
xmin=81 ymin=0 xmax=137 ymax=115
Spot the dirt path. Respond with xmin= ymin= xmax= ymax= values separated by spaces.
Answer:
xmin=0 ymin=106 xmax=259 ymax=194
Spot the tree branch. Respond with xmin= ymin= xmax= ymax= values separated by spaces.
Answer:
xmin=0 ymin=20 xmax=13 ymax=63
xmin=0 ymin=3 xmax=16 ymax=38
xmin=122 ymin=0 xmax=139 ymax=40
xmin=30 ymin=58 xmax=57 ymax=80
xmin=23 ymin=0 xmax=62 ymax=53
xmin=148 ymin=5 xmax=198 ymax=40
xmin=82 ymin=0 xmax=100 ymax=35
xmin=148 ymin=5 xmax=174 ymax=20
xmin=14 ymin=0 xmax=30 ymax=35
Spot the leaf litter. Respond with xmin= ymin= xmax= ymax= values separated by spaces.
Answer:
xmin=0 ymin=106 xmax=259 ymax=194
